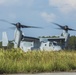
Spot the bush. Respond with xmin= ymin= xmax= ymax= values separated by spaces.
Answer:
xmin=0 ymin=49 xmax=76 ymax=73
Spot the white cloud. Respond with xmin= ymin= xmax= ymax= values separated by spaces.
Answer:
xmin=49 ymin=0 xmax=76 ymax=13
xmin=41 ymin=12 xmax=56 ymax=23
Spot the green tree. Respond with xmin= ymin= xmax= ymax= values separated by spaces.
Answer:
xmin=68 ymin=36 xmax=76 ymax=50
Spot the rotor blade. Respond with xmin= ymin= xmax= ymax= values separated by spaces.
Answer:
xmin=0 ymin=19 xmax=11 ymax=24
xmin=55 ymin=28 xmax=62 ymax=30
xmin=0 ymin=19 xmax=43 ymax=28
xmin=52 ymin=22 xmax=64 ymax=29
xmin=68 ymin=28 xmax=76 ymax=31
xmin=52 ymin=22 xmax=76 ymax=31
xmin=11 ymin=23 xmax=16 ymax=26
xmin=0 ymin=19 xmax=16 ymax=26
xmin=20 ymin=24 xmax=43 ymax=29
xmin=9 ymin=27 xmax=16 ymax=30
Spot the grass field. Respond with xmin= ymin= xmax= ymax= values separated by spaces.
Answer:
xmin=0 ymin=48 xmax=76 ymax=74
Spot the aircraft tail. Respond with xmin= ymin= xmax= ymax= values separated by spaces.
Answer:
xmin=2 ymin=32 xmax=8 ymax=47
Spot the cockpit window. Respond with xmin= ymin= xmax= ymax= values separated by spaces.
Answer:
xmin=53 ymin=42 xmax=57 ymax=46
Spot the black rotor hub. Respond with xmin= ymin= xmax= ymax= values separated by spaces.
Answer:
xmin=16 ymin=22 xmax=21 ymax=28
xmin=64 ymin=25 xmax=68 ymax=30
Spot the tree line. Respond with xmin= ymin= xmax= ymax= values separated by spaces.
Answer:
xmin=67 ymin=36 xmax=76 ymax=50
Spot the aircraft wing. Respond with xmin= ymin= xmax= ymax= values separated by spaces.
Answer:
xmin=47 ymin=37 xmax=65 ymax=42
xmin=22 ymin=36 xmax=39 ymax=42
xmin=48 ymin=38 xmax=65 ymax=41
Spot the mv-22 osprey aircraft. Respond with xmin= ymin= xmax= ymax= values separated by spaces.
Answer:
xmin=0 ymin=19 xmax=76 ymax=52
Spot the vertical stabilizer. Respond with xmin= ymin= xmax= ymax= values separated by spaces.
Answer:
xmin=2 ymin=32 xmax=8 ymax=47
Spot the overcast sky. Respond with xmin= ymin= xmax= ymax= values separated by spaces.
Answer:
xmin=0 ymin=0 xmax=76 ymax=40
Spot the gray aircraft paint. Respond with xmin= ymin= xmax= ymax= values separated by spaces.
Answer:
xmin=20 ymin=41 xmax=33 ymax=52
xmin=13 ymin=26 xmax=69 ymax=51
xmin=14 ymin=28 xmax=22 ymax=48
xmin=40 ymin=40 xmax=62 ymax=51
xmin=62 ymin=30 xmax=70 ymax=48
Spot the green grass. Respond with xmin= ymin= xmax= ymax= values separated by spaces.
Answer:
xmin=0 ymin=49 xmax=76 ymax=73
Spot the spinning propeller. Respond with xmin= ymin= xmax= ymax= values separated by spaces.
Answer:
xmin=0 ymin=19 xmax=42 ymax=29
xmin=52 ymin=22 xmax=76 ymax=31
